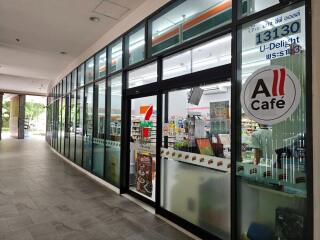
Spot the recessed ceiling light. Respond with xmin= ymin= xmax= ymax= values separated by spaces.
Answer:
xmin=16 ymin=38 xmax=20 ymax=42
xmin=60 ymin=51 xmax=67 ymax=55
xmin=89 ymin=16 xmax=100 ymax=22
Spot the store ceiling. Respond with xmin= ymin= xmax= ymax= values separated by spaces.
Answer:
xmin=0 ymin=0 xmax=146 ymax=95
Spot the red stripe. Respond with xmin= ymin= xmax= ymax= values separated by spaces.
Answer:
xmin=144 ymin=106 xmax=153 ymax=120
xmin=272 ymin=69 xmax=279 ymax=96
xmin=279 ymin=68 xmax=286 ymax=95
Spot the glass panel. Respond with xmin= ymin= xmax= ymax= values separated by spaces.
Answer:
xmin=78 ymin=64 xmax=85 ymax=87
xmin=108 ymin=39 xmax=123 ymax=73
xmin=128 ymin=62 xmax=157 ymax=88
xmin=130 ymin=95 xmax=157 ymax=201
xmin=151 ymin=0 xmax=232 ymax=55
xmin=163 ymin=34 xmax=231 ymax=80
xmin=57 ymin=99 xmax=61 ymax=151
xmin=60 ymin=97 xmax=65 ymax=154
xmin=64 ymin=95 xmax=70 ymax=158
xmin=161 ymin=81 xmax=231 ymax=239
xmin=67 ymin=74 xmax=71 ymax=93
xmin=105 ymin=74 xmax=122 ymax=186
xmin=237 ymin=5 xmax=307 ymax=239
xmin=85 ymin=58 xmax=94 ymax=83
xmin=93 ymin=80 xmax=106 ymax=178
xmin=128 ymin=25 xmax=145 ymax=65
xmin=75 ymin=88 xmax=84 ymax=166
xmin=83 ymin=85 xmax=94 ymax=171
xmin=240 ymin=0 xmax=278 ymax=18
xmin=95 ymin=49 xmax=106 ymax=79
xmin=69 ymin=91 xmax=76 ymax=162
xmin=72 ymin=69 xmax=77 ymax=90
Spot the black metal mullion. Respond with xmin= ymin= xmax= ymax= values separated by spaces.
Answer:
xmin=231 ymin=0 xmax=240 ymax=238
xmin=155 ymin=57 xmax=163 ymax=209
xmin=305 ymin=0 xmax=313 ymax=238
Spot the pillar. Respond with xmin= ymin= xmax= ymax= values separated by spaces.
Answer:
xmin=312 ymin=0 xmax=320 ymax=239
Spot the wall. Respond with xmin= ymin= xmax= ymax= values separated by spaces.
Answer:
xmin=49 ymin=0 xmax=170 ymax=91
xmin=312 ymin=0 xmax=320 ymax=239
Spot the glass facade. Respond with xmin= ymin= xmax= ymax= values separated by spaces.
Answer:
xmin=128 ymin=62 xmax=157 ymax=88
xmin=108 ymin=39 xmax=122 ymax=73
xmin=105 ymin=74 xmax=122 ymax=186
xmin=83 ymin=85 xmax=94 ymax=170
xmin=128 ymin=25 xmax=145 ymax=65
xmin=161 ymin=81 xmax=231 ymax=239
xmin=151 ymin=0 xmax=232 ymax=55
xmin=95 ymin=49 xmax=106 ymax=79
xmin=75 ymin=88 xmax=84 ymax=166
xmin=47 ymin=1 xmax=311 ymax=239
xmin=237 ymin=5 xmax=307 ymax=239
xmin=93 ymin=80 xmax=105 ymax=177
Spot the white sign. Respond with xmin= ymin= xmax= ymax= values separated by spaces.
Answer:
xmin=241 ymin=66 xmax=301 ymax=125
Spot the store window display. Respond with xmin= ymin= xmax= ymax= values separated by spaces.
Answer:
xmin=237 ymin=5 xmax=307 ymax=239
xmin=161 ymin=81 xmax=231 ymax=239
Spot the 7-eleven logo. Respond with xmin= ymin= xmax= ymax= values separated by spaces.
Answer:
xmin=140 ymin=105 xmax=153 ymax=138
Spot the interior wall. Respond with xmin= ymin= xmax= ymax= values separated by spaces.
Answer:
xmin=312 ymin=0 xmax=320 ymax=239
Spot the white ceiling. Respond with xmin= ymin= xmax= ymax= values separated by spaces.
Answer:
xmin=0 ymin=0 xmax=146 ymax=95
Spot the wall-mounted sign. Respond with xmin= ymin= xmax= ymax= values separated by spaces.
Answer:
xmin=241 ymin=66 xmax=301 ymax=125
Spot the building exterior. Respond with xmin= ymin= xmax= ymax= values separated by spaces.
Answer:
xmin=46 ymin=0 xmax=318 ymax=239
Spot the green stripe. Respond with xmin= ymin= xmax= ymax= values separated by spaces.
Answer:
xmin=182 ymin=9 xmax=231 ymax=41
xmin=152 ymin=35 xmax=179 ymax=55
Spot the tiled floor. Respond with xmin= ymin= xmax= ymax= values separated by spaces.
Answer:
xmin=0 ymin=137 xmax=192 ymax=240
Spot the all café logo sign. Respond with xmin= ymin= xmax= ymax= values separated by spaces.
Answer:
xmin=240 ymin=66 xmax=301 ymax=125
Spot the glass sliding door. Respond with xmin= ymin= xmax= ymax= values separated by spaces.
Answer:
xmin=83 ymin=85 xmax=94 ymax=171
xmin=69 ymin=91 xmax=76 ymax=162
xmin=93 ymin=80 xmax=106 ymax=177
xmin=161 ymin=81 xmax=231 ymax=239
xmin=75 ymin=88 xmax=84 ymax=166
xmin=105 ymin=74 xmax=122 ymax=186
xmin=129 ymin=95 xmax=157 ymax=202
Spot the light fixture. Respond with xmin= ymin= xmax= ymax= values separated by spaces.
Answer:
xmin=16 ymin=38 xmax=20 ymax=42
xmin=60 ymin=51 xmax=67 ymax=55
xmin=89 ymin=16 xmax=100 ymax=22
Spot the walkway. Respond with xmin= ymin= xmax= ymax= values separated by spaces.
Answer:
xmin=0 ymin=137 xmax=192 ymax=240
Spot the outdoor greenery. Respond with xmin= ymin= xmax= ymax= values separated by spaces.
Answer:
xmin=25 ymin=102 xmax=45 ymax=122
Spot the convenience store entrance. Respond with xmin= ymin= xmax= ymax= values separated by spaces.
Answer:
xmin=123 ymin=62 xmax=233 ymax=239
xmin=128 ymin=95 xmax=158 ymax=204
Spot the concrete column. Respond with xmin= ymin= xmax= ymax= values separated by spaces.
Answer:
xmin=312 ymin=0 xmax=320 ymax=239
xmin=18 ymin=95 xmax=25 ymax=139
xmin=9 ymin=94 xmax=25 ymax=139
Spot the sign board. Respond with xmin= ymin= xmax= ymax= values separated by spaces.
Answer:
xmin=241 ymin=66 xmax=301 ymax=125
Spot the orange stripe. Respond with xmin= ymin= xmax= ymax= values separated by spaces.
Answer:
xmin=152 ymin=27 xmax=179 ymax=46
xmin=183 ymin=0 xmax=231 ymax=30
